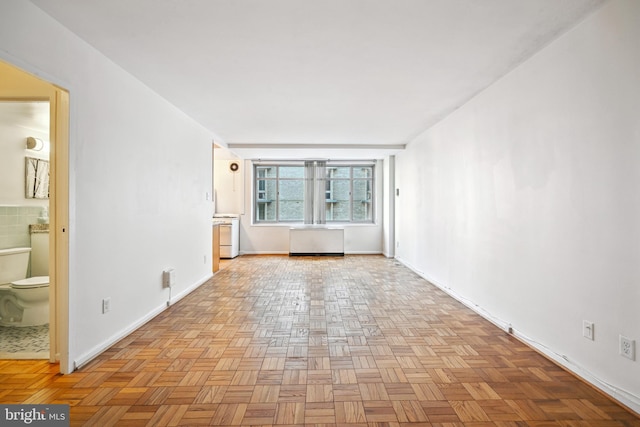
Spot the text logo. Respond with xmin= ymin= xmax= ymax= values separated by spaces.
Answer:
xmin=1 ymin=405 xmax=69 ymax=426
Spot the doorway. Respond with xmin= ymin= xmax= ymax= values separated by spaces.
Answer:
xmin=0 ymin=59 xmax=70 ymax=374
xmin=0 ymin=101 xmax=50 ymax=359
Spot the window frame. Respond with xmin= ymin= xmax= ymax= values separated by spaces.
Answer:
xmin=253 ymin=161 xmax=375 ymax=225
xmin=253 ymin=162 xmax=305 ymax=224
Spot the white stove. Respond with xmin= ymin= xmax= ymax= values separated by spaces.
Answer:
xmin=213 ymin=214 xmax=240 ymax=258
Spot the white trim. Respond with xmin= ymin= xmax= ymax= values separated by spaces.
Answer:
xmin=231 ymin=143 xmax=403 ymax=153
xmin=74 ymin=306 xmax=165 ymax=370
xmin=395 ymin=256 xmax=640 ymax=416
xmin=239 ymin=251 xmax=382 ymax=256
xmin=168 ymin=273 xmax=213 ymax=306
xmin=73 ymin=273 xmax=212 ymax=370
xmin=0 ymin=50 xmax=73 ymax=91
xmin=511 ymin=330 xmax=640 ymax=415
xmin=249 ymin=222 xmax=379 ymax=227
xmin=240 ymin=251 xmax=289 ymax=255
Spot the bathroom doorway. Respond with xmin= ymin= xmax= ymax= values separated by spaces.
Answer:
xmin=0 ymin=59 xmax=70 ymax=373
xmin=0 ymin=101 xmax=50 ymax=359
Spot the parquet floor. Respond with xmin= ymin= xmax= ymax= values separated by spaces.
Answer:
xmin=1 ymin=255 xmax=638 ymax=426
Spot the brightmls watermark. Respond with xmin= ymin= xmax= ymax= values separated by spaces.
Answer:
xmin=1 ymin=405 xmax=69 ymax=426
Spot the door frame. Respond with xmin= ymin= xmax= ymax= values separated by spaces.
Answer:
xmin=0 ymin=59 xmax=70 ymax=374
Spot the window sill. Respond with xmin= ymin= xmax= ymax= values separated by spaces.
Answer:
xmin=250 ymin=222 xmax=378 ymax=228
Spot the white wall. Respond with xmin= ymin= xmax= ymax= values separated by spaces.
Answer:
xmin=213 ymin=147 xmax=244 ymax=215
xmin=0 ymin=117 xmax=49 ymax=206
xmin=214 ymin=158 xmax=385 ymax=254
xmin=396 ymin=0 xmax=639 ymax=411
xmin=1 ymin=1 xmax=215 ymax=371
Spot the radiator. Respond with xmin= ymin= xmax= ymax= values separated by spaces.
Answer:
xmin=289 ymin=227 xmax=344 ymax=256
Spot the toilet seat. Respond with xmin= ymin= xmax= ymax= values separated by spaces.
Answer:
xmin=11 ymin=276 xmax=49 ymax=289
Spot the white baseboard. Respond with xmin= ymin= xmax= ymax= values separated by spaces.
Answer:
xmin=240 ymin=251 xmax=289 ymax=255
xmin=240 ymin=251 xmax=383 ymax=255
xmin=511 ymin=329 xmax=640 ymax=415
xmin=168 ymin=273 xmax=213 ymax=306
xmin=395 ymin=256 xmax=640 ymax=416
xmin=73 ymin=273 xmax=212 ymax=370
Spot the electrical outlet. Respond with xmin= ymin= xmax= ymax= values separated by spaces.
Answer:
xmin=620 ymin=335 xmax=635 ymax=361
xmin=102 ymin=297 xmax=111 ymax=314
xmin=583 ymin=320 xmax=594 ymax=340
xmin=163 ymin=269 xmax=176 ymax=288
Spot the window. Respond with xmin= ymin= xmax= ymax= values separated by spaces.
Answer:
xmin=254 ymin=161 xmax=375 ymax=224
xmin=254 ymin=164 xmax=304 ymax=222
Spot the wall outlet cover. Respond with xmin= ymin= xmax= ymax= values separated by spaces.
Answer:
xmin=620 ymin=335 xmax=635 ymax=361
xmin=102 ymin=297 xmax=111 ymax=314
xmin=163 ymin=269 xmax=176 ymax=288
xmin=583 ymin=320 xmax=594 ymax=340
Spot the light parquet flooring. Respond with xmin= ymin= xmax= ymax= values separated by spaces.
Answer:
xmin=1 ymin=255 xmax=638 ymax=426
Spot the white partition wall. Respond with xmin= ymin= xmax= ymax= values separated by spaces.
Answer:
xmin=1 ymin=1 xmax=216 ymax=372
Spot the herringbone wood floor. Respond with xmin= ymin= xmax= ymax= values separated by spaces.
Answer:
xmin=0 ymin=255 xmax=638 ymax=426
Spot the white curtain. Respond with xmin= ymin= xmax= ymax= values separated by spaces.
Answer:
xmin=304 ymin=161 xmax=314 ymax=224
xmin=314 ymin=161 xmax=326 ymax=224
xmin=303 ymin=160 xmax=327 ymax=224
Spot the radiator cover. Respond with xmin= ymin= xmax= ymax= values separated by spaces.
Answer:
xmin=289 ymin=227 xmax=344 ymax=256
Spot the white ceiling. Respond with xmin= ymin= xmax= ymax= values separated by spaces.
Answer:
xmin=30 ymin=0 xmax=604 ymax=159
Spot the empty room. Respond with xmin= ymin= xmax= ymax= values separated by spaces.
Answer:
xmin=0 ymin=0 xmax=639 ymax=425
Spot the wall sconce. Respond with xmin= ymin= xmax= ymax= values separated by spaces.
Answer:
xmin=26 ymin=137 xmax=50 ymax=153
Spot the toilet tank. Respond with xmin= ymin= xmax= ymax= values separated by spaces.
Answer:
xmin=0 ymin=247 xmax=31 ymax=285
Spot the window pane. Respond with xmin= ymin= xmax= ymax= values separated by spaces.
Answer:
xmin=279 ymin=166 xmax=304 ymax=179
xmin=353 ymin=166 xmax=373 ymax=179
xmin=352 ymin=179 xmax=372 ymax=221
xmin=326 ymin=166 xmax=350 ymax=178
xmin=256 ymin=179 xmax=276 ymax=201
xmin=353 ymin=179 xmax=372 ymax=201
xmin=257 ymin=204 xmax=275 ymax=221
xmin=256 ymin=181 xmax=266 ymax=203
xmin=255 ymin=178 xmax=277 ymax=222
xmin=278 ymin=179 xmax=304 ymax=221
xmin=325 ymin=179 xmax=350 ymax=221
xmin=257 ymin=166 xmax=277 ymax=178
xmin=263 ymin=202 xmax=277 ymax=221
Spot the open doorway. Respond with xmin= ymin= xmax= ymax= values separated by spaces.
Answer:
xmin=0 ymin=101 xmax=51 ymax=359
xmin=0 ymin=59 xmax=70 ymax=374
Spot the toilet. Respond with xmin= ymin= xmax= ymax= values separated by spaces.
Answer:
xmin=0 ymin=247 xmax=49 ymax=327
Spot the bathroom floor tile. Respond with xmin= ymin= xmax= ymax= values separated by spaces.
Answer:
xmin=0 ymin=324 xmax=49 ymax=359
